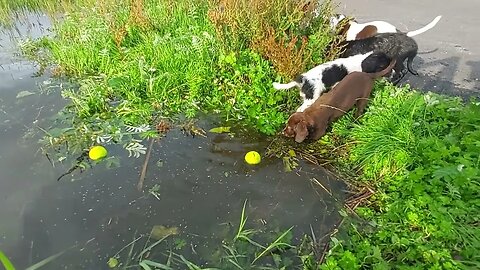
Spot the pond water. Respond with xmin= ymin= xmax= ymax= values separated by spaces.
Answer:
xmin=0 ymin=15 xmax=347 ymax=269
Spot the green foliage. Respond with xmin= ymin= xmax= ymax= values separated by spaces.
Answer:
xmin=323 ymin=85 xmax=480 ymax=269
xmin=333 ymin=82 xmax=422 ymax=182
xmin=207 ymin=50 xmax=296 ymax=135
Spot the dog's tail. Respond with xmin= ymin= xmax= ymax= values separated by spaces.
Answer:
xmin=370 ymin=59 xmax=396 ymax=79
xmin=406 ymin=15 xmax=442 ymax=37
xmin=272 ymin=81 xmax=298 ymax=90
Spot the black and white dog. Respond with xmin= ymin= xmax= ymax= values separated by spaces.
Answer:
xmin=339 ymin=33 xmax=418 ymax=85
xmin=273 ymin=51 xmax=392 ymax=112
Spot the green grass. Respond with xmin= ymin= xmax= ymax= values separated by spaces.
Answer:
xmin=0 ymin=0 xmax=92 ymax=26
xmin=321 ymin=83 xmax=480 ymax=269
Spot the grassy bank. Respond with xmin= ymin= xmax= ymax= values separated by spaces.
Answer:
xmin=320 ymin=83 xmax=480 ymax=269
xmin=15 ymin=0 xmax=338 ymax=161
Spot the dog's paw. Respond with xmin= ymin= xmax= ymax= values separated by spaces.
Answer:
xmin=272 ymin=82 xmax=282 ymax=89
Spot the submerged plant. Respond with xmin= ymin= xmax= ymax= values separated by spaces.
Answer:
xmin=108 ymin=200 xmax=317 ymax=269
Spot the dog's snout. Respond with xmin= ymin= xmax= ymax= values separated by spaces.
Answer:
xmin=283 ymin=126 xmax=294 ymax=137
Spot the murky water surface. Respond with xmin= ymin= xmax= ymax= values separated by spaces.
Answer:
xmin=0 ymin=15 xmax=347 ymax=269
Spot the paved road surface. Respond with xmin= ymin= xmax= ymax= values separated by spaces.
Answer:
xmin=335 ymin=0 xmax=480 ymax=98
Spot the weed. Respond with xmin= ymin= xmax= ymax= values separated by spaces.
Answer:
xmin=335 ymin=82 xmax=421 ymax=182
xmin=208 ymin=50 xmax=297 ymax=135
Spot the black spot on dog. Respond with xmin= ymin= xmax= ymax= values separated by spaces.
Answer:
xmin=322 ymin=64 xmax=348 ymax=88
xmin=301 ymin=81 xmax=315 ymax=100
xmin=361 ymin=52 xmax=391 ymax=73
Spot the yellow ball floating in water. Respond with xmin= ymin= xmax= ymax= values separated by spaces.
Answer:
xmin=245 ymin=151 xmax=261 ymax=165
xmin=89 ymin=145 xmax=108 ymax=161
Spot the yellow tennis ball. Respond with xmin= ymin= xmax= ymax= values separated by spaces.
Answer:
xmin=89 ymin=145 xmax=108 ymax=161
xmin=245 ymin=151 xmax=261 ymax=165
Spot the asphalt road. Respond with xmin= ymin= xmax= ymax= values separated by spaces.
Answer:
xmin=335 ymin=0 xmax=480 ymax=98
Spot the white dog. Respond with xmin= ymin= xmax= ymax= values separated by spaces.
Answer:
xmin=329 ymin=14 xmax=442 ymax=41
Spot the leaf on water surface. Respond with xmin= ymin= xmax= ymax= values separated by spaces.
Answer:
xmin=174 ymin=239 xmax=187 ymax=250
xmin=282 ymin=156 xmax=298 ymax=172
xmin=208 ymin=126 xmax=231 ymax=133
xmin=107 ymin=257 xmax=119 ymax=268
xmin=16 ymin=90 xmax=35 ymax=99
xmin=156 ymin=159 xmax=164 ymax=168
xmin=105 ymin=157 xmax=121 ymax=169
xmin=150 ymin=225 xmax=179 ymax=240
xmin=124 ymin=140 xmax=147 ymax=158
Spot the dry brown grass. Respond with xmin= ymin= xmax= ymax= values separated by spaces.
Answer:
xmin=208 ymin=0 xmax=312 ymax=49
xmin=128 ymin=0 xmax=150 ymax=29
xmin=252 ymin=26 xmax=311 ymax=78
xmin=99 ymin=0 xmax=150 ymax=49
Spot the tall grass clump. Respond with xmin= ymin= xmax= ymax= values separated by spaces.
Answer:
xmin=332 ymin=82 xmax=422 ymax=182
xmin=112 ymin=200 xmax=311 ymax=269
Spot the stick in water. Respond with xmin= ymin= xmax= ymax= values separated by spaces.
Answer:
xmin=137 ymin=138 xmax=155 ymax=191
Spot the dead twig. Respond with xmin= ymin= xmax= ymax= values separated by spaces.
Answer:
xmin=345 ymin=187 xmax=375 ymax=208
xmin=137 ymin=138 xmax=155 ymax=191
xmin=310 ymin=177 xmax=332 ymax=197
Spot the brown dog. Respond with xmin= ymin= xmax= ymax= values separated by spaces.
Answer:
xmin=283 ymin=59 xmax=396 ymax=143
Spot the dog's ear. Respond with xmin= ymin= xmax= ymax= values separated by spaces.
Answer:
xmin=294 ymin=121 xmax=309 ymax=143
